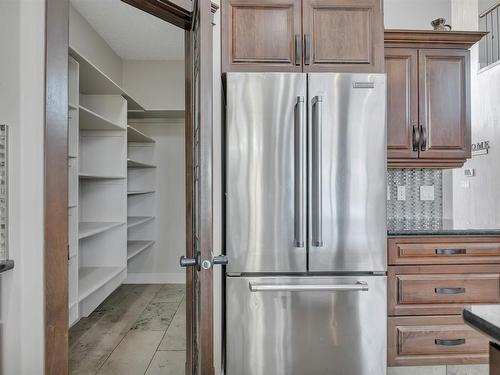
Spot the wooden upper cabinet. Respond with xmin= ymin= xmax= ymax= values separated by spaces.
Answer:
xmin=385 ymin=48 xmax=418 ymax=159
xmin=221 ymin=0 xmax=302 ymax=72
xmin=385 ymin=30 xmax=486 ymax=168
xmin=302 ymin=0 xmax=383 ymax=72
xmin=418 ymin=49 xmax=470 ymax=160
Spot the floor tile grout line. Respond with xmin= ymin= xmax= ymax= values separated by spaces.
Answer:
xmin=92 ymin=284 xmax=166 ymax=375
xmin=144 ymin=295 xmax=185 ymax=374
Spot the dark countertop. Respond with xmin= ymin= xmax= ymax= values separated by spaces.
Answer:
xmin=463 ymin=305 xmax=500 ymax=344
xmin=387 ymin=219 xmax=500 ymax=237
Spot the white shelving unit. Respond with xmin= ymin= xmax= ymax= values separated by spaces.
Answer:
xmin=68 ymin=46 xmax=145 ymax=324
xmin=126 ymin=125 xmax=156 ymax=280
xmin=68 ymin=56 xmax=80 ymax=326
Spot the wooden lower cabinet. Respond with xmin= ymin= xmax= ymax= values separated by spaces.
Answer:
xmin=388 ymin=316 xmax=489 ymax=366
xmin=387 ymin=236 xmax=500 ymax=367
xmin=491 ymin=343 xmax=500 ymax=375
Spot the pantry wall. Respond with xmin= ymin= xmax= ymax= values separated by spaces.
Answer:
xmin=67 ymin=2 xmax=186 ymax=326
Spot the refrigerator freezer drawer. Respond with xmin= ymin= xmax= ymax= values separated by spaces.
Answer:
xmin=226 ymin=275 xmax=387 ymax=375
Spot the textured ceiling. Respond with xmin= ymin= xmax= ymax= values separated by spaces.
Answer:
xmin=71 ymin=0 xmax=184 ymax=60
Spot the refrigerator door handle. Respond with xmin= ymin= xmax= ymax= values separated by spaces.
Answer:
xmin=249 ymin=281 xmax=369 ymax=292
xmin=294 ymin=96 xmax=306 ymax=247
xmin=312 ymin=96 xmax=323 ymax=247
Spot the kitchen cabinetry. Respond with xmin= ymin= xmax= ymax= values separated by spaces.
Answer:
xmin=385 ymin=30 xmax=486 ymax=168
xmin=387 ymin=236 xmax=500 ymax=366
xmin=221 ymin=0 xmax=383 ymax=73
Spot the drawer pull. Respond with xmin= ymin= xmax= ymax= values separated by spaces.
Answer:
xmin=435 ymin=287 xmax=466 ymax=294
xmin=435 ymin=338 xmax=466 ymax=346
xmin=435 ymin=249 xmax=466 ymax=255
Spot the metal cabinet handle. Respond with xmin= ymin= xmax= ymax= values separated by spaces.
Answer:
xmin=304 ymin=34 xmax=311 ymax=65
xmin=435 ymin=338 xmax=466 ymax=346
xmin=435 ymin=249 xmax=467 ymax=255
xmin=435 ymin=287 xmax=466 ymax=294
xmin=295 ymin=34 xmax=301 ymax=66
xmin=312 ymin=96 xmax=323 ymax=247
xmin=412 ymin=125 xmax=420 ymax=151
xmin=420 ymin=125 xmax=427 ymax=151
xmin=294 ymin=96 xmax=306 ymax=247
xmin=249 ymin=281 xmax=369 ymax=292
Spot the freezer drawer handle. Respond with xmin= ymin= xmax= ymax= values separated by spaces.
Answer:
xmin=435 ymin=338 xmax=466 ymax=346
xmin=294 ymin=96 xmax=306 ymax=247
xmin=312 ymin=96 xmax=323 ymax=247
xmin=248 ymin=281 xmax=368 ymax=292
xmin=435 ymin=287 xmax=466 ymax=294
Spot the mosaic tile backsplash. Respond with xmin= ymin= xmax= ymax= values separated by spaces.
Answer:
xmin=387 ymin=169 xmax=443 ymax=231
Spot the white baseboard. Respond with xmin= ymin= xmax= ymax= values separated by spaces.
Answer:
xmin=124 ymin=272 xmax=186 ymax=284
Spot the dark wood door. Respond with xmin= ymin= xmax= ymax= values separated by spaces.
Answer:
xmin=385 ymin=48 xmax=419 ymax=159
xmin=186 ymin=0 xmax=215 ymax=373
xmin=418 ymin=49 xmax=470 ymax=160
xmin=302 ymin=0 xmax=384 ymax=72
xmin=221 ymin=0 xmax=302 ymax=72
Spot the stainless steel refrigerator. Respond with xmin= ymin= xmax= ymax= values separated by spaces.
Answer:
xmin=224 ymin=72 xmax=387 ymax=375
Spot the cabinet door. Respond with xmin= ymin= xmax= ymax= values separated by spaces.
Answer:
xmin=386 ymin=48 xmax=419 ymax=159
xmin=302 ymin=0 xmax=384 ymax=72
xmin=221 ymin=0 xmax=302 ymax=72
xmin=419 ymin=49 xmax=470 ymax=160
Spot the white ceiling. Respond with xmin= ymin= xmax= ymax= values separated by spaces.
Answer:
xmin=71 ymin=0 xmax=184 ymax=61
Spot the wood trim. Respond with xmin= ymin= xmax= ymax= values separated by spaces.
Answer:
xmin=385 ymin=30 xmax=488 ymax=49
xmin=197 ymin=0 xmax=215 ymax=371
xmin=184 ymin=27 xmax=194 ymax=375
xmin=121 ymin=0 xmax=193 ymax=29
xmin=491 ymin=342 xmax=500 ymax=375
xmin=45 ymin=0 xmax=69 ymax=373
xmin=388 ymin=158 xmax=466 ymax=168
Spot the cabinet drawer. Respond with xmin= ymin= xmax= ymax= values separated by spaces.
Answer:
xmin=388 ymin=316 xmax=489 ymax=366
xmin=389 ymin=265 xmax=500 ymax=315
xmin=388 ymin=237 xmax=500 ymax=265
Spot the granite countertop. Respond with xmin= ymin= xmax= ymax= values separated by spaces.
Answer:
xmin=463 ymin=305 xmax=500 ymax=344
xmin=387 ymin=219 xmax=500 ymax=237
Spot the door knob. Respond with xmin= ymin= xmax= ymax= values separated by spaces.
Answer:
xmin=213 ymin=255 xmax=228 ymax=265
xmin=180 ymin=256 xmax=197 ymax=267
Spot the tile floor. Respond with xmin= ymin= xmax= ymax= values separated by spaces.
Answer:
xmin=69 ymin=284 xmax=186 ymax=375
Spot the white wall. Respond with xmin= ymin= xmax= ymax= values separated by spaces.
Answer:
xmin=122 ymin=60 xmax=185 ymax=111
xmin=0 ymin=0 xmax=45 ymax=373
xmin=450 ymin=0 xmax=500 ymax=228
xmin=126 ymin=119 xmax=186 ymax=284
xmin=384 ymin=0 xmax=452 ymax=29
xmin=70 ymin=4 xmax=123 ymax=85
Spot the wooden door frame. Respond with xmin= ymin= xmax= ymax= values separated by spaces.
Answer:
xmin=44 ymin=1 xmax=216 ymax=373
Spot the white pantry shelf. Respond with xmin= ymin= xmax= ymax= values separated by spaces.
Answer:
xmin=127 ymin=216 xmax=154 ymax=229
xmin=127 ymin=240 xmax=155 ymax=260
xmin=79 ymin=173 xmax=126 ymax=180
xmin=127 ymin=159 xmax=156 ymax=168
xmin=127 ymin=125 xmax=155 ymax=143
xmin=127 ymin=190 xmax=155 ymax=196
xmin=69 ymin=103 xmax=78 ymax=110
xmin=69 ymin=47 xmax=145 ymax=111
xmin=78 ymin=266 xmax=125 ymax=301
xmin=79 ymin=105 xmax=125 ymax=131
xmin=79 ymin=221 xmax=125 ymax=239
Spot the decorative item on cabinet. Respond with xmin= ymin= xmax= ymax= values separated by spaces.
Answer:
xmin=221 ymin=0 xmax=384 ymax=73
xmin=431 ymin=18 xmax=452 ymax=31
xmin=385 ymin=30 xmax=487 ymax=168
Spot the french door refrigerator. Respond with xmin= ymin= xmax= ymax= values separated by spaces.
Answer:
xmin=224 ymin=73 xmax=387 ymax=375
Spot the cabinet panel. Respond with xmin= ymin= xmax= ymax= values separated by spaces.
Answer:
xmin=419 ymin=49 xmax=470 ymax=160
xmin=388 ymin=265 xmax=500 ymax=316
xmin=388 ymin=237 xmax=500 ymax=265
xmin=385 ymin=48 xmax=418 ymax=159
xmin=222 ymin=0 xmax=302 ymax=72
xmin=388 ymin=316 xmax=489 ymax=366
xmin=303 ymin=0 xmax=383 ymax=72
